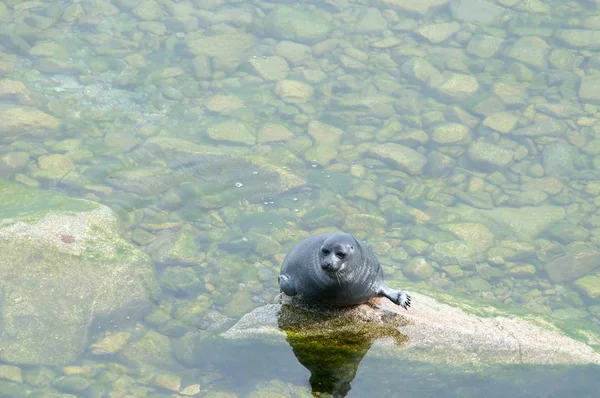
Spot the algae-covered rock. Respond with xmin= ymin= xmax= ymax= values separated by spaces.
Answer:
xmin=207 ymin=120 xmax=255 ymax=146
xmin=428 ymin=72 xmax=479 ymax=100
xmin=0 ymin=104 xmax=60 ymax=139
xmin=404 ymin=258 xmax=434 ymax=280
xmin=365 ymin=143 xmax=427 ymax=175
xmin=467 ymin=141 xmax=513 ymax=170
xmin=264 ymin=5 xmax=332 ymax=43
xmin=454 ymin=205 xmax=566 ymax=240
xmin=275 ymin=79 xmax=314 ymax=103
xmin=185 ymin=33 xmax=255 ymax=71
xmin=89 ymin=332 xmax=131 ymax=355
xmin=120 ymin=330 xmax=174 ymax=368
xmin=107 ymin=137 xmax=305 ymax=206
xmin=0 ymin=181 xmax=159 ymax=366
xmin=250 ymin=56 xmax=289 ymax=81
xmin=574 ymin=274 xmax=600 ymax=300
xmin=381 ymin=0 xmax=448 ymax=17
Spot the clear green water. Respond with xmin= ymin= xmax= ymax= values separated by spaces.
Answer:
xmin=0 ymin=0 xmax=600 ymax=396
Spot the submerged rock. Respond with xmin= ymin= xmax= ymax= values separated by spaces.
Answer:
xmin=0 ymin=181 xmax=159 ymax=366
xmin=0 ymin=104 xmax=60 ymax=139
xmin=264 ymin=5 xmax=332 ymax=44
xmin=222 ymin=293 xmax=600 ymax=366
xmin=107 ymin=137 xmax=305 ymax=207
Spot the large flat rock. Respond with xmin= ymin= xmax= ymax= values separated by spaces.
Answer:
xmin=0 ymin=181 xmax=159 ymax=365
xmin=222 ymin=293 xmax=600 ymax=366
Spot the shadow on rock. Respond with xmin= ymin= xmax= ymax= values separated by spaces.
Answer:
xmin=277 ymin=301 xmax=408 ymax=398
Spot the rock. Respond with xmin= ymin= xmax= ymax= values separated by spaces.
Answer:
xmin=542 ymin=143 xmax=576 ymax=177
xmin=0 ymin=365 xmax=22 ymax=383
xmin=428 ymin=72 xmax=479 ymax=100
xmin=132 ymin=0 xmax=162 ymax=20
xmin=159 ymin=267 xmax=203 ymax=297
xmin=548 ymin=48 xmax=584 ymax=70
xmin=455 ymin=205 xmax=566 ymax=240
xmin=186 ymin=33 xmax=255 ymax=71
xmin=450 ymin=0 xmax=508 ymax=24
xmin=90 ymin=332 xmax=131 ymax=355
xmin=275 ymin=41 xmax=312 ymax=66
xmin=401 ymin=57 xmax=440 ymax=84
xmin=544 ymin=247 xmax=600 ymax=283
xmin=34 ymin=58 xmax=84 ymax=75
xmin=356 ymin=7 xmax=388 ymax=33
xmin=431 ymin=123 xmax=471 ymax=145
xmin=415 ymin=22 xmax=460 ymax=44
xmin=512 ymin=119 xmax=566 ymax=137
xmin=556 ymin=29 xmax=600 ymax=49
xmin=466 ymin=35 xmax=504 ymax=58
xmin=381 ymin=0 xmax=448 ymax=17
xmin=343 ymin=213 xmax=387 ymax=231
xmin=308 ymin=120 xmax=343 ymax=147
xmin=0 ymin=181 xmax=159 ymax=366
xmin=120 ymin=331 xmax=175 ymax=368
xmin=264 ymin=5 xmax=332 ymax=44
xmin=257 ymin=123 xmax=293 ymax=143
xmin=365 ymin=143 xmax=427 ymax=175
xmin=404 ymin=258 xmax=434 ymax=280
xmin=0 ymin=79 xmax=33 ymax=105
xmin=207 ymin=120 xmax=255 ymax=146
xmin=154 ymin=374 xmax=181 ymax=392
xmin=0 ymin=104 xmax=60 ymax=139
xmin=431 ymin=240 xmax=482 ymax=266
xmin=508 ymin=189 xmax=548 ymax=207
xmin=205 ymin=95 xmax=244 ymax=114
xmin=482 ymin=111 xmax=518 ymax=133
xmin=505 ymin=36 xmax=550 ymax=70
xmin=249 ymin=56 xmax=289 ymax=81
xmin=222 ymin=288 xmax=256 ymax=318
xmin=0 ymin=151 xmax=29 ymax=178
xmin=110 ymin=137 xmax=305 ymax=204
xmin=439 ymin=222 xmax=495 ymax=249
xmin=0 ymin=52 xmax=17 ymax=74
xmin=222 ymin=294 xmax=600 ymax=365
xmin=275 ymin=80 xmax=314 ymax=103
xmin=574 ymin=274 xmax=600 ymax=300
xmin=467 ymin=142 xmax=513 ymax=170
xmin=579 ymin=75 xmax=600 ymax=104
xmin=34 ymin=154 xmax=75 ymax=181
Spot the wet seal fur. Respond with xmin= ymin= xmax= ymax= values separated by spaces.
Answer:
xmin=278 ymin=232 xmax=411 ymax=309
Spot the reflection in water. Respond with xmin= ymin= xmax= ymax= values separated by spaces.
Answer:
xmin=277 ymin=303 xmax=408 ymax=397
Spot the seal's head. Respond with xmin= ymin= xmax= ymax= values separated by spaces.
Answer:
xmin=319 ymin=233 xmax=357 ymax=274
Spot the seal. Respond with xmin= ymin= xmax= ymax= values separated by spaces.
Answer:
xmin=278 ymin=232 xmax=411 ymax=309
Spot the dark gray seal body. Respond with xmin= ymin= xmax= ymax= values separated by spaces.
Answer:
xmin=278 ymin=232 xmax=411 ymax=309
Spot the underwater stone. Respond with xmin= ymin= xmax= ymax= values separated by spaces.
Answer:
xmin=467 ymin=141 xmax=513 ymax=170
xmin=574 ymin=274 xmax=600 ymax=300
xmin=250 ymin=56 xmax=289 ymax=81
xmin=264 ymin=5 xmax=332 ymax=44
xmin=207 ymin=120 xmax=255 ymax=146
xmin=365 ymin=143 xmax=427 ymax=175
xmin=0 ymin=181 xmax=159 ymax=366
xmin=0 ymin=104 xmax=60 ymax=139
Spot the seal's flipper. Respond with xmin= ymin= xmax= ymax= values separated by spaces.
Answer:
xmin=378 ymin=284 xmax=411 ymax=310
xmin=278 ymin=274 xmax=298 ymax=296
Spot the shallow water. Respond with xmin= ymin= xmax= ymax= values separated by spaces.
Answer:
xmin=0 ymin=0 xmax=600 ymax=396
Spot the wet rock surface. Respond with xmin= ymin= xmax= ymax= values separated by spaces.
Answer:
xmin=223 ymin=293 xmax=600 ymax=365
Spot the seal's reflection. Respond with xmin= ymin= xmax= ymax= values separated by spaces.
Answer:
xmin=277 ymin=301 xmax=408 ymax=398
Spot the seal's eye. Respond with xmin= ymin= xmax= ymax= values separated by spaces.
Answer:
xmin=322 ymin=248 xmax=330 ymax=255
xmin=336 ymin=252 xmax=345 ymax=259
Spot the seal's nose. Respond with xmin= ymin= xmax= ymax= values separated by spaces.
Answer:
xmin=321 ymin=261 xmax=332 ymax=271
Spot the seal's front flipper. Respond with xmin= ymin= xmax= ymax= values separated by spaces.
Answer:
xmin=379 ymin=285 xmax=411 ymax=310
xmin=278 ymin=274 xmax=297 ymax=296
